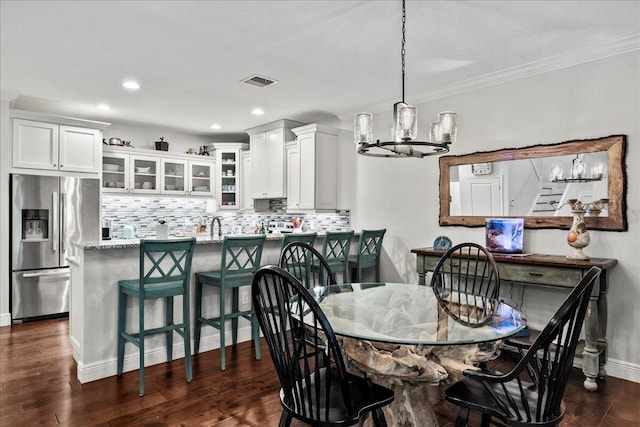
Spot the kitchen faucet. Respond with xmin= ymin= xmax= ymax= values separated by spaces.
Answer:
xmin=210 ymin=216 xmax=222 ymax=239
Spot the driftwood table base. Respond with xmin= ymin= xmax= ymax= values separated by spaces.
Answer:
xmin=341 ymin=338 xmax=502 ymax=426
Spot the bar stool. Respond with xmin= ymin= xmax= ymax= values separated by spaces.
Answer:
xmin=194 ymin=235 xmax=266 ymax=370
xmin=279 ymin=232 xmax=317 ymax=252
xmin=319 ymin=231 xmax=353 ymax=282
xmin=116 ymin=237 xmax=196 ymax=396
xmin=348 ymin=229 xmax=386 ymax=282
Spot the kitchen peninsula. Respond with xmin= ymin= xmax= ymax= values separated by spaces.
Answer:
xmin=67 ymin=233 xmax=356 ymax=384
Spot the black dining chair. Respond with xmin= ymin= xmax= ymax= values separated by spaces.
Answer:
xmin=444 ymin=266 xmax=602 ymax=427
xmin=430 ymin=242 xmax=500 ymax=326
xmin=252 ymin=265 xmax=395 ymax=426
xmin=280 ymin=241 xmax=337 ymax=289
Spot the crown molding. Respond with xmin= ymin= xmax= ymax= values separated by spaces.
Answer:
xmin=0 ymin=92 xmax=18 ymax=103
xmin=339 ymin=34 xmax=640 ymax=122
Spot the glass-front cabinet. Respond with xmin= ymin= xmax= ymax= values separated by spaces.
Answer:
xmin=102 ymin=147 xmax=215 ymax=197
xmin=161 ymin=159 xmax=188 ymax=195
xmin=130 ymin=155 xmax=160 ymax=194
xmin=189 ymin=160 xmax=215 ymax=197
xmin=213 ymin=143 xmax=249 ymax=210
xmin=102 ymin=152 xmax=130 ymax=193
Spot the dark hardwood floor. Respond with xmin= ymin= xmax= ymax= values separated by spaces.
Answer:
xmin=1 ymin=318 xmax=638 ymax=426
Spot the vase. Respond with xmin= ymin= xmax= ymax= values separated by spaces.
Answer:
xmin=567 ymin=209 xmax=590 ymax=260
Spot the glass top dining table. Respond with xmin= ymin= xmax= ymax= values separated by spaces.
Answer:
xmin=306 ymin=282 xmax=526 ymax=346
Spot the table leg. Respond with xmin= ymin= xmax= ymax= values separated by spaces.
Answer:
xmin=582 ymin=288 xmax=600 ymax=392
xmin=364 ymin=378 xmax=438 ymax=427
xmin=417 ymin=254 xmax=427 ymax=286
xmin=597 ymin=272 xmax=608 ymax=378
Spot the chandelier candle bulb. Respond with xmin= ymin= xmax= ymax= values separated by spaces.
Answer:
xmin=395 ymin=103 xmax=417 ymax=141
xmin=429 ymin=122 xmax=439 ymax=143
xmin=354 ymin=113 xmax=372 ymax=145
xmin=438 ymin=111 xmax=457 ymax=144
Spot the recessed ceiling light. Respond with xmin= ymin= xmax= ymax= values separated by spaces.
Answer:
xmin=252 ymin=108 xmax=264 ymax=116
xmin=122 ymin=81 xmax=140 ymax=90
xmin=97 ymin=104 xmax=111 ymax=111
xmin=210 ymin=124 xmax=221 ymax=130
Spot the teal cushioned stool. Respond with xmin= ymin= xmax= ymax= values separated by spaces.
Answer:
xmin=318 ymin=231 xmax=353 ymax=283
xmin=116 ymin=237 xmax=196 ymax=397
xmin=348 ymin=229 xmax=386 ymax=282
xmin=194 ymin=235 xmax=266 ymax=370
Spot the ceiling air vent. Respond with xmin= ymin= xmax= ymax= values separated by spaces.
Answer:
xmin=241 ymin=74 xmax=278 ymax=88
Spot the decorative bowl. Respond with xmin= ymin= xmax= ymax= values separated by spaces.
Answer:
xmin=103 ymin=164 xmax=120 ymax=171
xmin=136 ymin=166 xmax=151 ymax=173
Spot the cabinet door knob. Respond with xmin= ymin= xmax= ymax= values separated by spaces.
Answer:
xmin=53 ymin=164 xmax=57 ymax=167
xmin=59 ymin=164 xmax=63 ymax=168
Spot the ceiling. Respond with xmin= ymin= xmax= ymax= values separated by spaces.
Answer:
xmin=1 ymin=1 xmax=639 ymax=139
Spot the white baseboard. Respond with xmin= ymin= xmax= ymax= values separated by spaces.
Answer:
xmin=0 ymin=312 xmax=11 ymax=327
xmin=76 ymin=326 xmax=256 ymax=384
xmin=606 ymin=358 xmax=640 ymax=384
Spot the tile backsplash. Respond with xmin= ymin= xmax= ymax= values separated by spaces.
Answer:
xmin=102 ymin=196 xmax=350 ymax=238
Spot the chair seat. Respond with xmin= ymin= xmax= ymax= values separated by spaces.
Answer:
xmin=445 ymin=374 xmax=562 ymax=426
xmin=118 ymin=279 xmax=187 ymax=298
xmin=196 ymin=271 xmax=255 ymax=287
xmin=280 ymin=367 xmax=394 ymax=425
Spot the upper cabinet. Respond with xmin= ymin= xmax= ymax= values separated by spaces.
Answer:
xmin=12 ymin=115 xmax=107 ymax=175
xmin=286 ymin=124 xmax=338 ymax=213
xmin=212 ymin=143 xmax=248 ymax=210
xmin=102 ymin=146 xmax=215 ymax=197
xmin=247 ymin=119 xmax=304 ymax=199
xmin=241 ymin=151 xmax=253 ymax=211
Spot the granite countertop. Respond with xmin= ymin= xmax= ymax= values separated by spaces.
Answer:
xmin=75 ymin=231 xmax=356 ymax=250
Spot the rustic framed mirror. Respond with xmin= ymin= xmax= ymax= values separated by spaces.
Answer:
xmin=439 ymin=135 xmax=627 ymax=230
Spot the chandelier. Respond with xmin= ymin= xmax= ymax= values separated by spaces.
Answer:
xmin=354 ymin=0 xmax=457 ymax=158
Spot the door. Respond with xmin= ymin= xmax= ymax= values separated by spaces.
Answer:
xmin=161 ymin=158 xmax=188 ymax=195
xmin=12 ymin=119 xmax=59 ymax=170
xmin=11 ymin=174 xmax=61 ymax=270
xmin=461 ymin=176 xmax=503 ymax=216
xmin=61 ymin=177 xmax=100 ymax=264
xmin=266 ymin=128 xmax=285 ymax=197
xmin=59 ymin=126 xmax=101 ymax=173
xmin=241 ymin=151 xmax=253 ymax=210
xmin=298 ymin=134 xmax=316 ymax=210
xmin=190 ymin=159 xmax=215 ymax=197
xmin=286 ymin=142 xmax=300 ymax=211
xmin=102 ymin=152 xmax=130 ymax=193
xmin=12 ymin=269 xmax=70 ymax=320
xmin=251 ymin=132 xmax=267 ymax=197
xmin=130 ymin=155 xmax=160 ymax=194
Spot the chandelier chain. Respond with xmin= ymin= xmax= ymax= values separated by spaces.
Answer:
xmin=401 ymin=0 xmax=406 ymax=103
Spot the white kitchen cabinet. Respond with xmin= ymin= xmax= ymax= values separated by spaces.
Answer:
xmin=103 ymin=147 xmax=215 ymax=197
xmin=247 ymin=119 xmax=304 ymax=199
xmin=130 ymin=155 xmax=161 ymax=194
xmin=102 ymin=152 xmax=130 ymax=193
xmin=12 ymin=118 xmax=102 ymax=174
xmin=286 ymin=124 xmax=338 ymax=212
xmin=189 ymin=160 xmax=215 ymax=197
xmin=161 ymin=158 xmax=188 ymax=195
xmin=213 ymin=143 xmax=248 ymax=210
xmin=241 ymin=151 xmax=253 ymax=211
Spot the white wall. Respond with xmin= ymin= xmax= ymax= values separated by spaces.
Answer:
xmin=343 ymin=51 xmax=640 ymax=381
xmin=0 ymin=95 xmax=13 ymax=326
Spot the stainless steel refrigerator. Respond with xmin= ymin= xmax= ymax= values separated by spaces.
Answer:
xmin=10 ymin=174 xmax=100 ymax=322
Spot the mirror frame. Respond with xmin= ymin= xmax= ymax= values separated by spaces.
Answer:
xmin=439 ymin=135 xmax=627 ymax=231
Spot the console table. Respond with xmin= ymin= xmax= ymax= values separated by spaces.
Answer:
xmin=411 ymin=247 xmax=617 ymax=391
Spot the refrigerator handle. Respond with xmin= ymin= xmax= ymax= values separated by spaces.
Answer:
xmin=52 ymin=192 xmax=58 ymax=252
xmin=61 ymin=193 xmax=66 ymax=252
xmin=22 ymin=270 xmax=70 ymax=279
